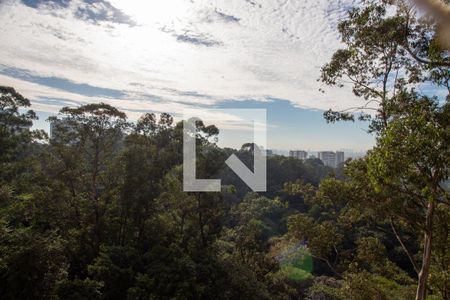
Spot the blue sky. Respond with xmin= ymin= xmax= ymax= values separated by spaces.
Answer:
xmin=215 ymin=99 xmax=373 ymax=151
xmin=0 ymin=0 xmax=375 ymax=151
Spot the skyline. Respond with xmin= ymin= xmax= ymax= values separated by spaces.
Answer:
xmin=33 ymin=99 xmax=375 ymax=151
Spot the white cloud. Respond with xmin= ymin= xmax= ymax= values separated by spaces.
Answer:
xmin=0 ymin=0 xmax=363 ymax=116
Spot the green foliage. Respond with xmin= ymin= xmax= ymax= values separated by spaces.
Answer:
xmin=0 ymin=96 xmax=309 ymax=299
xmin=0 ymin=224 xmax=67 ymax=300
xmin=55 ymin=278 xmax=102 ymax=300
xmin=319 ymin=1 xmax=450 ymax=298
xmin=320 ymin=0 xmax=450 ymax=133
xmin=343 ymin=271 xmax=416 ymax=300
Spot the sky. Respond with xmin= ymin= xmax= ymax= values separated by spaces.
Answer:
xmin=0 ymin=0 xmax=375 ymax=151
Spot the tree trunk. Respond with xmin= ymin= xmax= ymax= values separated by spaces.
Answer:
xmin=415 ymin=201 xmax=436 ymax=300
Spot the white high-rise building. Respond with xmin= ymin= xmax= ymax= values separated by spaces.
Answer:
xmin=318 ymin=151 xmax=336 ymax=167
xmin=317 ymin=151 xmax=345 ymax=168
xmin=336 ymin=151 xmax=345 ymax=166
xmin=289 ymin=150 xmax=308 ymax=160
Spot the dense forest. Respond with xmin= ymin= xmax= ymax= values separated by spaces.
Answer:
xmin=1 ymin=0 xmax=449 ymax=299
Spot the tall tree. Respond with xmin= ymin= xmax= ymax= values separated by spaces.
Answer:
xmin=320 ymin=1 xmax=450 ymax=298
xmin=48 ymin=103 xmax=129 ymax=256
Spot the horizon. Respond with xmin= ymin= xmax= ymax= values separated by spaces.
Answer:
xmin=31 ymin=107 xmax=373 ymax=153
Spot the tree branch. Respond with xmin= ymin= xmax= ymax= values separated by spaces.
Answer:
xmin=390 ymin=217 xmax=420 ymax=275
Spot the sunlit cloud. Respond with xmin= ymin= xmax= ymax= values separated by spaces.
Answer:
xmin=0 ymin=0 xmax=362 ymax=118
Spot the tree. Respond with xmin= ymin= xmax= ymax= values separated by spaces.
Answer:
xmin=0 ymin=86 xmax=45 ymax=176
xmin=320 ymin=1 xmax=450 ymax=298
xmin=320 ymin=0 xmax=449 ymax=131
xmin=47 ymin=103 xmax=129 ymax=264
xmin=367 ymin=96 xmax=450 ymax=299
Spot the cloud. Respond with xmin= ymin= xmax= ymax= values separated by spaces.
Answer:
xmin=243 ymin=0 xmax=262 ymax=9
xmin=174 ymin=31 xmax=222 ymax=47
xmin=198 ymin=9 xmax=240 ymax=24
xmin=0 ymin=66 xmax=125 ymax=97
xmin=213 ymin=10 xmax=240 ymax=23
xmin=0 ymin=74 xmax=216 ymax=120
xmin=21 ymin=0 xmax=136 ymax=25
xmin=0 ymin=0 xmax=363 ymax=117
xmin=160 ymin=25 xmax=222 ymax=47
xmin=75 ymin=1 xmax=136 ymax=26
xmin=21 ymin=0 xmax=69 ymax=9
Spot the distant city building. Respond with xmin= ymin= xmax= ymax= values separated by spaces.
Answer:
xmin=341 ymin=150 xmax=366 ymax=159
xmin=289 ymin=150 xmax=308 ymax=160
xmin=49 ymin=119 xmax=59 ymax=140
xmin=336 ymin=151 xmax=345 ymax=166
xmin=266 ymin=149 xmax=274 ymax=157
xmin=318 ymin=151 xmax=336 ymax=168
xmin=317 ymin=151 xmax=345 ymax=168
